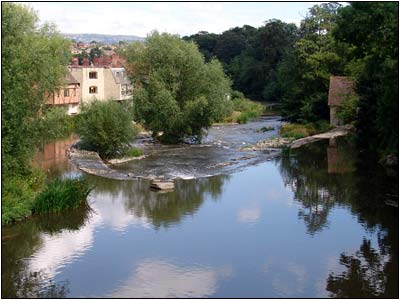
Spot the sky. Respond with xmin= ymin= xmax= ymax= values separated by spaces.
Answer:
xmin=23 ymin=2 xmax=323 ymax=37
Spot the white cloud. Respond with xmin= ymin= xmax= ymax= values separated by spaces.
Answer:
xmin=21 ymin=2 xmax=324 ymax=37
xmin=237 ymin=206 xmax=262 ymax=224
xmin=107 ymin=259 xmax=219 ymax=298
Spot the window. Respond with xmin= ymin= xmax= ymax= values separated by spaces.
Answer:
xmin=89 ymin=86 xmax=98 ymax=94
xmin=89 ymin=71 xmax=97 ymax=79
xmin=64 ymin=89 xmax=70 ymax=97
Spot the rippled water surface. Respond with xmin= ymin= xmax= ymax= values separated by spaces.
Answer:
xmin=2 ymin=120 xmax=398 ymax=298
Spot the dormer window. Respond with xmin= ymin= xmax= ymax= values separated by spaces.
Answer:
xmin=89 ymin=86 xmax=97 ymax=94
xmin=89 ymin=71 xmax=97 ymax=79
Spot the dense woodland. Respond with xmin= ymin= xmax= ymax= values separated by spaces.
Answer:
xmin=184 ymin=2 xmax=399 ymax=156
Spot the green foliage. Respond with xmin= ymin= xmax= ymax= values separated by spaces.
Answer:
xmin=258 ymin=126 xmax=274 ymax=132
xmin=279 ymin=122 xmax=329 ymax=139
xmin=184 ymin=21 xmax=298 ymax=101
xmin=35 ymin=107 xmax=76 ymax=143
xmin=33 ymin=178 xmax=91 ymax=213
xmin=2 ymin=168 xmax=46 ymax=224
xmin=222 ymin=92 xmax=264 ymax=124
xmin=89 ymin=47 xmax=104 ymax=63
xmin=2 ymin=3 xmax=70 ymax=177
xmin=125 ymin=32 xmax=232 ymax=143
xmin=76 ymin=100 xmax=137 ymax=158
xmin=336 ymin=93 xmax=359 ymax=124
xmin=232 ymin=94 xmax=264 ymax=124
xmin=124 ymin=147 xmax=144 ymax=157
xmin=333 ymin=2 xmax=399 ymax=155
xmin=277 ymin=3 xmax=346 ymax=123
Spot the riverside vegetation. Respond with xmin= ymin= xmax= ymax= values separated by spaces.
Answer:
xmin=2 ymin=2 xmax=398 ymax=224
xmin=2 ymin=3 xmax=90 ymax=224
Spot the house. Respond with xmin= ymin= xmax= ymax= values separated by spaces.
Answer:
xmin=69 ymin=56 xmax=133 ymax=104
xmin=46 ymin=71 xmax=80 ymax=115
xmin=328 ymin=76 xmax=354 ymax=126
xmin=105 ymin=68 xmax=133 ymax=101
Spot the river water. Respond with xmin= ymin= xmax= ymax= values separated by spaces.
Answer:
xmin=2 ymin=118 xmax=398 ymax=298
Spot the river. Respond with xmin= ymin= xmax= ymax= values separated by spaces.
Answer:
xmin=2 ymin=118 xmax=398 ymax=298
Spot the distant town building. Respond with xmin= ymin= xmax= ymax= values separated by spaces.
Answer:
xmin=46 ymin=72 xmax=80 ymax=115
xmin=328 ymin=76 xmax=354 ymax=126
xmin=69 ymin=56 xmax=133 ymax=105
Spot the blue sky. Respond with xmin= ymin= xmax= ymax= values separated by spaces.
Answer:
xmin=24 ymin=2 xmax=323 ymax=37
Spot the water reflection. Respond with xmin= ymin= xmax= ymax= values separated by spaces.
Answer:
xmin=108 ymin=259 xmax=219 ymax=298
xmin=2 ymin=206 xmax=91 ymax=298
xmin=32 ymin=135 xmax=80 ymax=178
xmin=277 ymin=138 xmax=355 ymax=235
xmin=276 ymin=137 xmax=398 ymax=297
xmin=326 ymin=238 xmax=397 ymax=298
xmin=88 ymin=175 xmax=230 ymax=230
xmin=2 ymin=133 xmax=398 ymax=298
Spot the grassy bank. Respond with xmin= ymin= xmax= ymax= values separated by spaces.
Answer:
xmin=2 ymin=175 xmax=91 ymax=225
xmin=223 ymin=92 xmax=264 ymax=124
xmin=280 ymin=121 xmax=332 ymax=139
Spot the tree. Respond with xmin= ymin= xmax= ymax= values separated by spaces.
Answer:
xmin=76 ymin=101 xmax=137 ymax=158
xmin=333 ymin=2 xmax=399 ymax=156
xmin=277 ymin=3 xmax=346 ymax=122
xmin=89 ymin=46 xmax=103 ymax=63
xmin=182 ymin=31 xmax=218 ymax=62
xmin=125 ymin=32 xmax=232 ymax=143
xmin=2 ymin=3 xmax=70 ymax=177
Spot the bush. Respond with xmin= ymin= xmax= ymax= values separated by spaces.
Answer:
xmin=33 ymin=178 xmax=91 ymax=213
xmin=279 ymin=122 xmax=332 ymax=139
xmin=125 ymin=147 xmax=144 ymax=157
xmin=35 ymin=107 xmax=76 ymax=143
xmin=227 ymin=93 xmax=264 ymax=124
xmin=2 ymin=168 xmax=46 ymax=225
xmin=337 ymin=93 xmax=359 ymax=124
xmin=76 ymin=100 xmax=137 ymax=158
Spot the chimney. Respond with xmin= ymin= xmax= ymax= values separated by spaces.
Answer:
xmin=71 ymin=57 xmax=78 ymax=67
xmin=82 ymin=58 xmax=89 ymax=67
xmin=93 ymin=57 xmax=99 ymax=67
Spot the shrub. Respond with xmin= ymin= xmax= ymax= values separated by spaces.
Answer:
xmin=337 ymin=93 xmax=359 ymax=124
xmin=280 ymin=123 xmax=315 ymax=139
xmin=33 ymin=178 xmax=91 ymax=213
xmin=35 ymin=107 xmax=76 ymax=143
xmin=223 ymin=92 xmax=264 ymax=124
xmin=280 ymin=122 xmax=332 ymax=139
xmin=2 ymin=168 xmax=46 ymax=224
xmin=76 ymin=100 xmax=137 ymax=158
xmin=125 ymin=147 xmax=144 ymax=157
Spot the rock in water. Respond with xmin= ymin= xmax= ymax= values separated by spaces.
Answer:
xmin=150 ymin=180 xmax=175 ymax=190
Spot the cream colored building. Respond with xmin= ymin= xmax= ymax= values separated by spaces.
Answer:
xmin=105 ymin=68 xmax=133 ymax=101
xmin=70 ymin=67 xmax=106 ymax=104
xmin=69 ymin=67 xmax=132 ymax=104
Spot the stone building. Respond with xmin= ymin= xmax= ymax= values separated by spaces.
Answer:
xmin=328 ymin=76 xmax=354 ymax=126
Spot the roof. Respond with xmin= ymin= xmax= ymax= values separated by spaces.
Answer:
xmin=65 ymin=72 xmax=80 ymax=85
xmin=328 ymin=76 xmax=354 ymax=106
xmin=111 ymin=68 xmax=131 ymax=85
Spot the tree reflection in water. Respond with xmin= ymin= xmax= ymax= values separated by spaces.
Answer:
xmin=277 ymin=137 xmax=398 ymax=298
xmin=277 ymin=138 xmax=355 ymax=235
xmin=2 ymin=205 xmax=91 ymax=298
xmin=87 ymin=174 xmax=230 ymax=229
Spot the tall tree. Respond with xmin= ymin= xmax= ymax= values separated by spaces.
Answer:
xmin=277 ymin=2 xmax=346 ymax=122
xmin=2 ymin=3 xmax=70 ymax=176
xmin=125 ymin=32 xmax=232 ymax=143
xmin=333 ymin=2 xmax=399 ymax=155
